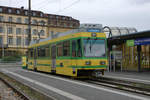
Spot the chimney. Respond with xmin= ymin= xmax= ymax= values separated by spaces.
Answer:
xmin=21 ymin=6 xmax=24 ymax=10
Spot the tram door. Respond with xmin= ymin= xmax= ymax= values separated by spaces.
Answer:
xmin=34 ymin=48 xmax=37 ymax=71
xmin=51 ymin=45 xmax=56 ymax=73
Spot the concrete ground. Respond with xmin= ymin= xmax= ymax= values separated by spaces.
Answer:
xmin=0 ymin=67 xmax=150 ymax=100
xmin=104 ymin=71 xmax=150 ymax=84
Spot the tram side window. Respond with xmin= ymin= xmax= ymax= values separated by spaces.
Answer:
xmin=77 ymin=39 xmax=82 ymax=57
xmin=38 ymin=47 xmax=46 ymax=57
xmin=29 ymin=49 xmax=33 ymax=58
xmin=45 ymin=45 xmax=50 ymax=57
xmin=34 ymin=48 xmax=37 ymax=59
xmin=72 ymin=40 xmax=77 ymax=57
xmin=57 ymin=43 xmax=63 ymax=57
xmin=63 ymin=41 xmax=70 ymax=56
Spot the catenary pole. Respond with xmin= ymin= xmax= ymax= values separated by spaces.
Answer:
xmin=28 ymin=0 xmax=31 ymax=45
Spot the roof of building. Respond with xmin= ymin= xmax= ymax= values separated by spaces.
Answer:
xmin=0 ymin=6 xmax=79 ymax=22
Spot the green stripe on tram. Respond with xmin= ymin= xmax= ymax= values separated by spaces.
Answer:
xmin=68 ymin=65 xmax=107 ymax=68
xmin=37 ymin=64 xmax=51 ymax=66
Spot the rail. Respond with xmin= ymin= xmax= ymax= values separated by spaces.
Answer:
xmin=84 ymin=77 xmax=150 ymax=96
xmin=0 ymin=71 xmax=55 ymax=100
xmin=0 ymin=74 xmax=30 ymax=100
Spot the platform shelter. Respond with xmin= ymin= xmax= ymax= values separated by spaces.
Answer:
xmin=107 ymin=30 xmax=150 ymax=72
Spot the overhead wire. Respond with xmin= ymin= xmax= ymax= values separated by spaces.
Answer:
xmin=32 ymin=0 xmax=59 ymax=12
xmin=32 ymin=0 xmax=49 ymax=7
xmin=56 ymin=0 xmax=80 ymax=13
xmin=15 ymin=0 xmax=20 ymax=6
xmin=33 ymin=0 xmax=50 ymax=9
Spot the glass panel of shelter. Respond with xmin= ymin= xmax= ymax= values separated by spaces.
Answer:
xmin=141 ymin=45 xmax=150 ymax=69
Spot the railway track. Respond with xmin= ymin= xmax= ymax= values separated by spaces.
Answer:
xmin=0 ymin=71 xmax=54 ymax=100
xmin=83 ymin=77 xmax=150 ymax=96
xmin=0 ymin=77 xmax=30 ymax=100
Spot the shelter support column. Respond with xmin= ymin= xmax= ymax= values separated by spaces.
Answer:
xmin=137 ymin=45 xmax=141 ymax=72
xmin=108 ymin=45 xmax=112 ymax=72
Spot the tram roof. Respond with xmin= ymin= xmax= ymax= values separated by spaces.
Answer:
xmin=30 ymin=28 xmax=103 ymax=46
xmin=108 ymin=30 xmax=150 ymax=45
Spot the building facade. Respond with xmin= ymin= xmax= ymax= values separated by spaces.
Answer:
xmin=0 ymin=6 xmax=80 ymax=57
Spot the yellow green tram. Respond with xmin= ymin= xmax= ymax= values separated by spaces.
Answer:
xmin=27 ymin=30 xmax=108 ymax=77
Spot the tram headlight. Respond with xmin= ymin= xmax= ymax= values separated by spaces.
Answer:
xmin=100 ymin=61 xmax=106 ymax=65
xmin=85 ymin=61 xmax=91 ymax=65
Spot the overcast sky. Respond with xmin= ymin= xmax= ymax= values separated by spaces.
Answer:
xmin=0 ymin=0 xmax=150 ymax=31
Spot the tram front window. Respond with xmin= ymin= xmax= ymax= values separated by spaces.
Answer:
xmin=83 ymin=39 xmax=106 ymax=57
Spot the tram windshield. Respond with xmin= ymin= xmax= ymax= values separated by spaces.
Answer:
xmin=83 ymin=39 xmax=106 ymax=57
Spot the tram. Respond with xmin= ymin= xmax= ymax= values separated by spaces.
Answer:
xmin=26 ymin=24 xmax=108 ymax=77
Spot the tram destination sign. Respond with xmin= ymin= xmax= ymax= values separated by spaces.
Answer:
xmin=87 ymin=29 xmax=101 ymax=32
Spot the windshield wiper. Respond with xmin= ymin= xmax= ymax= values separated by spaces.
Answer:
xmin=84 ymin=38 xmax=90 ymax=53
xmin=86 ymin=38 xmax=90 ymax=43
xmin=89 ymin=38 xmax=97 ymax=52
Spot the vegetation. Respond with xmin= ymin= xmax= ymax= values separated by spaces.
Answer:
xmin=1 ymin=55 xmax=21 ymax=62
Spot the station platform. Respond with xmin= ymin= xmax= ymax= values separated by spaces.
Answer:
xmin=104 ymin=71 xmax=150 ymax=85
xmin=0 ymin=67 xmax=150 ymax=100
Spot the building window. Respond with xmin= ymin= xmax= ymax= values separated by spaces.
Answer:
xmin=39 ymin=20 xmax=45 ymax=25
xmin=49 ymin=31 xmax=54 ymax=36
xmin=33 ymin=38 xmax=37 ymax=42
xmin=40 ymin=30 xmax=45 ymax=36
xmin=70 ymin=24 xmax=73 ymax=27
xmin=16 ymin=37 xmax=21 ymax=45
xmin=16 ymin=28 xmax=21 ymax=34
xmin=8 ymin=37 xmax=13 ymax=45
xmin=32 ymin=19 xmax=37 ymax=24
xmin=56 ymin=16 xmax=59 ymax=19
xmin=64 ymin=23 xmax=67 ymax=27
xmin=32 ymin=29 xmax=37 ymax=35
xmin=69 ymin=17 xmax=72 ymax=20
xmin=61 ymin=22 xmax=64 ymax=26
xmin=57 ymin=22 xmax=60 ymax=26
xmin=24 ymin=29 xmax=29 ymax=35
xmin=67 ymin=23 xmax=70 ymax=27
xmin=8 ymin=17 xmax=13 ymax=22
xmin=62 ymin=17 xmax=65 ymax=20
xmin=32 ymin=12 xmax=36 ymax=16
xmin=16 ymin=9 xmax=20 ymax=14
xmin=16 ymin=17 xmax=22 ymax=23
xmin=8 ymin=9 xmax=12 ymax=13
xmin=0 ymin=27 xmax=4 ymax=33
xmin=25 ymin=38 xmax=28 ymax=45
xmin=0 ymin=16 xmax=4 ymax=22
xmin=51 ymin=31 xmax=54 ymax=34
xmin=40 ymin=13 xmax=43 ymax=17
xmin=8 ymin=27 xmax=13 ymax=34
xmin=0 ymin=37 xmax=3 ymax=45
xmin=24 ymin=18 xmax=29 ymax=24
xmin=49 ymin=15 xmax=53 ymax=18
xmin=25 ymin=11 xmax=28 ymax=15
xmin=0 ymin=8 xmax=2 ymax=12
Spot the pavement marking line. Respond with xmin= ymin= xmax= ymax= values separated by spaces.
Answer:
xmin=2 ymin=69 xmax=86 ymax=100
xmin=21 ymin=69 xmax=150 ymax=100
xmin=104 ymin=75 xmax=150 ymax=83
